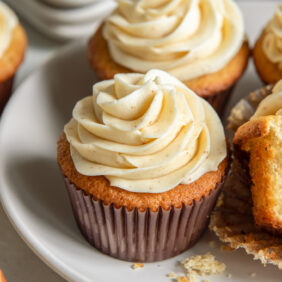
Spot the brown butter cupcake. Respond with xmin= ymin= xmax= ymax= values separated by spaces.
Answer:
xmin=210 ymin=82 xmax=282 ymax=269
xmin=57 ymin=70 xmax=228 ymax=262
xmin=253 ymin=5 xmax=282 ymax=84
xmin=88 ymin=0 xmax=249 ymax=114
xmin=0 ymin=2 xmax=27 ymax=114
xmin=233 ymin=81 xmax=282 ymax=234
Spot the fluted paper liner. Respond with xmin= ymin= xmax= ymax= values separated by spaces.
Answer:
xmin=205 ymin=86 xmax=235 ymax=117
xmin=210 ymin=84 xmax=282 ymax=270
xmin=63 ymin=176 xmax=223 ymax=262
xmin=0 ymin=76 xmax=14 ymax=115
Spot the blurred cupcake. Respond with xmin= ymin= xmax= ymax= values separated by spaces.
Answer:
xmin=253 ymin=5 xmax=282 ymax=84
xmin=88 ymin=0 xmax=249 ymax=114
xmin=57 ymin=69 xmax=228 ymax=262
xmin=0 ymin=2 xmax=27 ymax=114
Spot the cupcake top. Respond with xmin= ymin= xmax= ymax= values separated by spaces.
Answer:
xmin=0 ymin=2 xmax=18 ymax=58
xmin=64 ymin=70 xmax=227 ymax=193
xmin=252 ymin=79 xmax=282 ymax=118
xmin=262 ymin=5 xmax=282 ymax=70
xmin=102 ymin=0 xmax=244 ymax=81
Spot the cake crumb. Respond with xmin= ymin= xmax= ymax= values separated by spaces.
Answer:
xmin=167 ymin=272 xmax=177 ymax=278
xmin=209 ymin=241 xmax=216 ymax=248
xmin=216 ymin=193 xmax=224 ymax=207
xmin=250 ymin=272 xmax=256 ymax=278
xmin=181 ymin=252 xmax=226 ymax=277
xmin=221 ymin=244 xmax=235 ymax=252
xmin=177 ymin=276 xmax=189 ymax=282
xmin=226 ymin=273 xmax=232 ymax=279
xmin=131 ymin=263 xmax=144 ymax=270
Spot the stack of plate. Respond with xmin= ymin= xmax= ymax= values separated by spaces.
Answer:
xmin=4 ymin=0 xmax=116 ymax=41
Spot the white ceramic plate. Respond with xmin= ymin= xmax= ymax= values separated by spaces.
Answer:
xmin=0 ymin=2 xmax=281 ymax=282
xmin=39 ymin=0 xmax=102 ymax=8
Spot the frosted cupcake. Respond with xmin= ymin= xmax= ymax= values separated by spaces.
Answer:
xmin=253 ymin=5 xmax=282 ymax=84
xmin=57 ymin=69 xmax=228 ymax=262
xmin=88 ymin=0 xmax=249 ymax=114
xmin=0 ymin=2 xmax=27 ymax=114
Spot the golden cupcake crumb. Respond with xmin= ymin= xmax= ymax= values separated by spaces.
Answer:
xmin=250 ymin=272 xmax=256 ymax=278
xmin=181 ymin=252 xmax=226 ymax=277
xmin=167 ymin=272 xmax=177 ymax=278
xmin=131 ymin=263 xmax=144 ymax=270
xmin=177 ymin=276 xmax=189 ymax=282
xmin=221 ymin=245 xmax=235 ymax=252
xmin=208 ymin=241 xmax=216 ymax=248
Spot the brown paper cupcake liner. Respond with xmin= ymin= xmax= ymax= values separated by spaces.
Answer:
xmin=204 ymin=85 xmax=235 ymax=117
xmin=210 ymin=84 xmax=282 ymax=270
xmin=0 ymin=76 xmax=14 ymax=115
xmin=63 ymin=175 xmax=224 ymax=262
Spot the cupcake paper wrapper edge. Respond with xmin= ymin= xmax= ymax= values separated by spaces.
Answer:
xmin=63 ymin=175 xmax=223 ymax=262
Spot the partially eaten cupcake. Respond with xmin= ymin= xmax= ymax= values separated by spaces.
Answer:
xmin=210 ymin=80 xmax=282 ymax=269
xmin=58 ymin=69 xmax=228 ymax=262
xmin=233 ymin=80 xmax=282 ymax=234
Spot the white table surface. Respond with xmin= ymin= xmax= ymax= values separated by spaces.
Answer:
xmin=0 ymin=2 xmax=280 ymax=282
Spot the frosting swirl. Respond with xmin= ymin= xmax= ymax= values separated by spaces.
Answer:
xmin=252 ymin=79 xmax=282 ymax=118
xmin=262 ymin=5 xmax=282 ymax=70
xmin=0 ymin=2 xmax=18 ymax=58
xmin=103 ymin=0 xmax=244 ymax=81
xmin=65 ymin=70 xmax=227 ymax=193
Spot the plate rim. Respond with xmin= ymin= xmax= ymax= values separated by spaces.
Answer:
xmin=0 ymin=41 xmax=87 ymax=282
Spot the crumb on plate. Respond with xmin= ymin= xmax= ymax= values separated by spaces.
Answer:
xmin=131 ymin=263 xmax=144 ymax=270
xmin=209 ymin=241 xmax=216 ymax=248
xmin=221 ymin=245 xmax=235 ymax=252
xmin=181 ymin=252 xmax=226 ymax=276
xmin=177 ymin=276 xmax=189 ymax=282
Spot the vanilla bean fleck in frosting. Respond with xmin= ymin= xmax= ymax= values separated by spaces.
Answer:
xmin=262 ymin=5 xmax=282 ymax=70
xmin=0 ymin=2 xmax=18 ymax=57
xmin=102 ymin=0 xmax=244 ymax=81
xmin=64 ymin=70 xmax=227 ymax=193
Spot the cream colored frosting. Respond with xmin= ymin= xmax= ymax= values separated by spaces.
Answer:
xmin=103 ymin=0 xmax=244 ymax=81
xmin=0 ymin=2 xmax=18 ymax=58
xmin=262 ymin=5 xmax=282 ymax=70
xmin=64 ymin=70 xmax=226 ymax=193
xmin=252 ymin=79 xmax=282 ymax=118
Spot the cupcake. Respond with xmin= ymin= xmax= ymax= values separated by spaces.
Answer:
xmin=210 ymin=81 xmax=282 ymax=269
xmin=253 ymin=5 xmax=282 ymax=84
xmin=233 ymin=80 xmax=282 ymax=234
xmin=88 ymin=0 xmax=249 ymax=114
xmin=0 ymin=2 xmax=27 ymax=114
xmin=57 ymin=69 xmax=228 ymax=262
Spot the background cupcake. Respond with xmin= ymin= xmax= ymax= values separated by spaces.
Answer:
xmin=0 ymin=2 xmax=27 ymax=114
xmin=253 ymin=5 xmax=282 ymax=84
xmin=88 ymin=0 xmax=249 ymax=114
xmin=57 ymin=69 xmax=228 ymax=262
